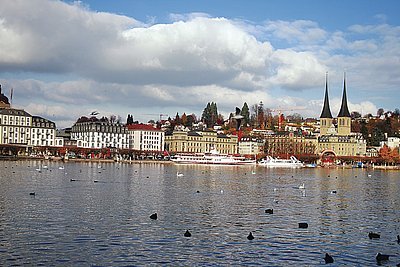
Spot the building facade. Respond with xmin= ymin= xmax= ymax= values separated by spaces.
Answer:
xmin=0 ymin=108 xmax=32 ymax=146
xmin=71 ymin=121 xmax=129 ymax=149
xmin=239 ymin=136 xmax=264 ymax=156
xmin=127 ymin=124 xmax=164 ymax=152
xmin=165 ymin=130 xmax=238 ymax=154
xmin=30 ymin=116 xmax=56 ymax=147
xmin=264 ymin=132 xmax=318 ymax=156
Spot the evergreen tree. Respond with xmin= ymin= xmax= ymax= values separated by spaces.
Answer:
xmin=201 ymin=102 xmax=218 ymax=127
xmin=241 ymin=102 xmax=250 ymax=126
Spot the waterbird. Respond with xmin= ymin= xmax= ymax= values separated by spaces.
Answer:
xmin=94 ymin=180 xmax=99 ymax=183
xmin=369 ymin=232 xmax=380 ymax=239
xmin=196 ymin=190 xmax=200 ymax=193
xmin=368 ymin=174 xmax=372 ymax=177
xmin=29 ymin=192 xmax=35 ymax=196
xmin=184 ymin=230 xmax=192 ymax=237
xmin=397 ymin=234 xmax=400 ymax=244
xmin=265 ymin=208 xmax=273 ymax=214
xmin=150 ymin=213 xmax=157 ymax=220
xmin=247 ymin=232 xmax=254 ymax=240
xmin=376 ymin=253 xmax=389 ymax=261
xmin=251 ymin=170 xmax=256 ymax=175
xmin=176 ymin=172 xmax=184 ymax=177
xmin=70 ymin=179 xmax=76 ymax=182
xmin=299 ymin=222 xmax=308 ymax=229
xmin=324 ymin=253 xmax=334 ymax=264
xmin=299 ymin=183 xmax=305 ymax=189
xmin=330 ymin=190 xmax=337 ymax=194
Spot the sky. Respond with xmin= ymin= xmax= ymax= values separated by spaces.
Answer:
xmin=0 ymin=0 xmax=399 ymax=128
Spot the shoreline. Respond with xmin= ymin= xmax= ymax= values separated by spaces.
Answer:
xmin=1 ymin=156 xmax=399 ymax=170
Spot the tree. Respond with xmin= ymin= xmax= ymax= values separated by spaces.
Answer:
xmin=181 ymin=113 xmax=188 ymax=126
xmin=241 ymin=102 xmax=250 ymax=126
xmin=126 ymin=114 xmax=134 ymax=125
xmin=201 ymin=102 xmax=218 ymax=127
xmin=109 ymin=115 xmax=117 ymax=123
xmin=174 ymin=112 xmax=181 ymax=125
xmin=351 ymin=111 xmax=361 ymax=119
xmin=377 ymin=108 xmax=384 ymax=117
xmin=360 ymin=120 xmax=368 ymax=140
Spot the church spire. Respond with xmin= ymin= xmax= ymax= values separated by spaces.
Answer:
xmin=338 ymin=72 xmax=351 ymax=117
xmin=320 ymin=72 xmax=333 ymax=118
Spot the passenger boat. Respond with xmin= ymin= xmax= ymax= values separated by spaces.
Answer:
xmin=170 ymin=149 xmax=256 ymax=165
xmin=258 ymin=156 xmax=303 ymax=168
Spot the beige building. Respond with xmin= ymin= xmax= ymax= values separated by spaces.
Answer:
xmin=238 ymin=136 xmax=264 ymax=156
xmin=264 ymin=132 xmax=318 ymax=156
xmin=317 ymin=74 xmax=366 ymax=157
xmin=165 ymin=130 xmax=238 ymax=154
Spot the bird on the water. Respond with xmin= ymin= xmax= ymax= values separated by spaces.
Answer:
xmin=247 ymin=232 xmax=254 ymax=240
xmin=324 ymin=253 xmax=334 ymax=264
xmin=150 ymin=213 xmax=157 ymax=220
xmin=376 ymin=253 xmax=390 ymax=261
xmin=368 ymin=232 xmax=380 ymax=239
xmin=184 ymin=230 xmax=192 ymax=237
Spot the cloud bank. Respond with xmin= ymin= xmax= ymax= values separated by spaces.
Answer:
xmin=1 ymin=0 xmax=397 ymax=127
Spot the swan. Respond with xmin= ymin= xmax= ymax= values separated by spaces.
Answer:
xmin=299 ymin=183 xmax=305 ymax=189
xmin=176 ymin=172 xmax=184 ymax=177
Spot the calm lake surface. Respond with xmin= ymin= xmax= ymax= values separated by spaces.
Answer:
xmin=0 ymin=160 xmax=399 ymax=266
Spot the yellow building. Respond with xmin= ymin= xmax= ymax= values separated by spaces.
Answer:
xmin=165 ymin=130 xmax=238 ymax=154
xmin=264 ymin=132 xmax=318 ymax=156
xmin=317 ymin=74 xmax=366 ymax=158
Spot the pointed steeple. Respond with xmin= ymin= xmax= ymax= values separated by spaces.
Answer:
xmin=338 ymin=72 xmax=351 ymax=117
xmin=320 ymin=72 xmax=333 ymax=118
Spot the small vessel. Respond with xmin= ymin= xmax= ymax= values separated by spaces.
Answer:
xmin=170 ymin=148 xmax=256 ymax=165
xmin=258 ymin=156 xmax=303 ymax=168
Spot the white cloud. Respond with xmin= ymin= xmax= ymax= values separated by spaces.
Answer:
xmin=1 ymin=0 xmax=399 ymax=128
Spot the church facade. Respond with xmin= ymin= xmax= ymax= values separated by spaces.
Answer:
xmin=317 ymin=74 xmax=366 ymax=158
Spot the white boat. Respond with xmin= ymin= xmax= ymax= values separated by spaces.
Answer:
xmin=258 ymin=156 xmax=303 ymax=168
xmin=171 ymin=148 xmax=256 ymax=165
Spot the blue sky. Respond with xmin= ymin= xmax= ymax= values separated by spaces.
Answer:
xmin=1 ymin=0 xmax=399 ymax=128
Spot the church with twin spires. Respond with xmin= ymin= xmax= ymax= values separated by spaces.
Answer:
xmin=317 ymin=73 xmax=366 ymax=159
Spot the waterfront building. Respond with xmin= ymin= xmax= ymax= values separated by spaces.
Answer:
xmin=238 ymin=136 xmax=264 ymax=156
xmin=71 ymin=120 xmax=129 ymax=149
xmin=30 ymin=116 xmax=56 ymax=147
xmin=264 ymin=132 xmax=317 ymax=156
xmin=0 ymin=108 xmax=32 ymax=146
xmin=380 ymin=136 xmax=400 ymax=150
xmin=165 ymin=129 xmax=238 ymax=154
xmin=127 ymin=124 xmax=164 ymax=152
xmin=317 ymin=74 xmax=367 ymax=158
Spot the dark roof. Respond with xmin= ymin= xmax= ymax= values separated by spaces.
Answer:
xmin=337 ymin=76 xmax=351 ymax=117
xmin=0 ymin=108 xmax=31 ymax=116
xmin=320 ymin=73 xmax=333 ymax=118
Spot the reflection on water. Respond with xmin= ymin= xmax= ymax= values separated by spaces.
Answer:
xmin=0 ymin=161 xmax=399 ymax=266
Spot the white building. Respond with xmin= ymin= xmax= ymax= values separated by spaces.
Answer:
xmin=238 ymin=136 xmax=264 ymax=156
xmin=31 ymin=116 xmax=56 ymax=147
xmin=0 ymin=108 xmax=32 ymax=145
xmin=380 ymin=136 xmax=400 ymax=150
xmin=71 ymin=120 xmax=129 ymax=149
xmin=127 ymin=124 xmax=164 ymax=152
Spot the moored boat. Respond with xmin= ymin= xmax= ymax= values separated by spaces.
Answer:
xmin=171 ymin=148 xmax=256 ymax=165
xmin=258 ymin=156 xmax=303 ymax=168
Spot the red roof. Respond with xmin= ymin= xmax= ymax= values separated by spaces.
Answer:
xmin=126 ymin=124 xmax=161 ymax=131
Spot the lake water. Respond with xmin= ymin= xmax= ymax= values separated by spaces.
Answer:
xmin=0 ymin=160 xmax=399 ymax=266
